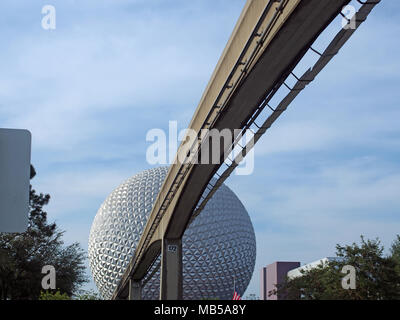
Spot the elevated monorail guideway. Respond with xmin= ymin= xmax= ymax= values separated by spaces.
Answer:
xmin=112 ymin=0 xmax=381 ymax=300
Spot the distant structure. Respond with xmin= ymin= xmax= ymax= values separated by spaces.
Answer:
xmin=260 ymin=258 xmax=340 ymax=300
xmin=287 ymin=257 xmax=342 ymax=280
xmin=260 ymin=262 xmax=300 ymax=300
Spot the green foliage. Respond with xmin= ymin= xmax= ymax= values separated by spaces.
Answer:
xmin=74 ymin=289 xmax=102 ymax=300
xmin=0 ymin=166 xmax=88 ymax=300
xmin=390 ymin=235 xmax=400 ymax=280
xmin=39 ymin=289 xmax=102 ymax=300
xmin=39 ymin=290 xmax=71 ymax=300
xmin=271 ymin=235 xmax=400 ymax=300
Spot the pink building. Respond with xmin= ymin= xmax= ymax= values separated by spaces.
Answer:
xmin=260 ymin=261 xmax=300 ymax=300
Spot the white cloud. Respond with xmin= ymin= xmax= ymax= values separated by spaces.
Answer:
xmin=0 ymin=0 xmax=243 ymax=152
xmin=35 ymin=168 xmax=138 ymax=219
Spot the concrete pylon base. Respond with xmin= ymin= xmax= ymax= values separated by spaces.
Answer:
xmin=160 ymin=238 xmax=183 ymax=300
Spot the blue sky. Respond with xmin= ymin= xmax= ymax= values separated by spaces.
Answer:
xmin=1 ymin=0 xmax=399 ymax=297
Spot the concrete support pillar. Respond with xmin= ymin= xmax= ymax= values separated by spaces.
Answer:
xmin=128 ymin=279 xmax=142 ymax=300
xmin=160 ymin=238 xmax=183 ymax=300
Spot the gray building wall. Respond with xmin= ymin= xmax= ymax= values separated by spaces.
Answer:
xmin=260 ymin=267 xmax=267 ymax=300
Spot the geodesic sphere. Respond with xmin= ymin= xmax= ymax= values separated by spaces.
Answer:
xmin=88 ymin=167 xmax=256 ymax=300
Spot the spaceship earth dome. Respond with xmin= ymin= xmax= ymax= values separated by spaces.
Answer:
xmin=88 ymin=167 xmax=256 ymax=300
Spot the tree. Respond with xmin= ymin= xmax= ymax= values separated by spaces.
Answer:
xmin=0 ymin=166 xmax=87 ymax=300
xmin=39 ymin=290 xmax=71 ymax=300
xmin=271 ymin=235 xmax=400 ymax=300
xmin=74 ymin=289 xmax=102 ymax=300
xmin=390 ymin=235 xmax=400 ymax=277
